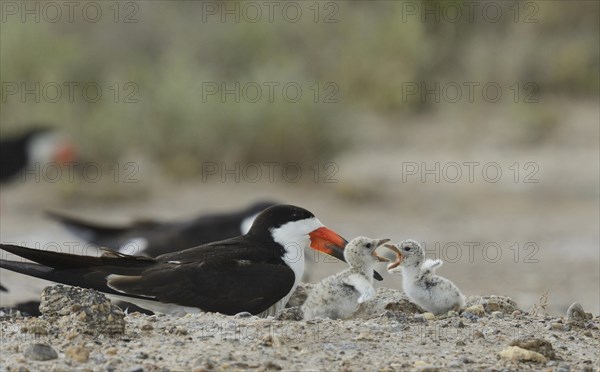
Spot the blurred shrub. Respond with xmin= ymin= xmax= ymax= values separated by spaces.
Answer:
xmin=1 ymin=1 xmax=597 ymax=175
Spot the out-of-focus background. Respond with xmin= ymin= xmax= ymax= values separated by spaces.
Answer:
xmin=1 ymin=1 xmax=598 ymax=315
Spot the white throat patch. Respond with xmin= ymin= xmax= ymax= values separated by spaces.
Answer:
xmin=270 ymin=217 xmax=323 ymax=287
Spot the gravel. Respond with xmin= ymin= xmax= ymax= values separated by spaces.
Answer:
xmin=0 ymin=285 xmax=598 ymax=371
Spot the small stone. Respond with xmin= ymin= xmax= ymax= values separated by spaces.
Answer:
xmin=455 ymin=340 xmax=466 ymax=346
xmin=466 ymin=295 xmax=520 ymax=314
xmin=136 ymin=351 xmax=149 ymax=359
xmin=175 ymin=326 xmax=188 ymax=335
xmin=509 ymin=338 xmax=556 ymax=359
xmin=583 ymin=330 xmax=593 ymax=337
xmin=422 ymin=312 xmax=435 ymax=320
xmin=463 ymin=304 xmax=485 ymax=316
xmin=567 ymin=302 xmax=586 ymax=325
xmin=39 ymin=285 xmax=125 ymax=335
xmin=66 ymin=346 xmax=90 ymax=363
xmin=275 ymin=307 xmax=303 ymax=321
xmin=491 ymin=311 xmax=504 ymax=319
xmin=473 ymin=330 xmax=485 ymax=339
xmin=141 ymin=324 xmax=154 ymax=331
xmin=24 ymin=343 xmax=58 ymax=361
xmin=264 ymin=361 xmax=282 ymax=370
xmin=547 ymin=322 xmax=564 ymax=331
xmin=105 ymin=347 xmax=118 ymax=355
xmin=499 ymin=346 xmax=547 ymax=363
xmin=447 ymin=310 xmax=459 ymax=317
xmin=462 ymin=312 xmax=479 ymax=321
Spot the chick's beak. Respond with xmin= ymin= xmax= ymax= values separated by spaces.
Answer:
xmin=309 ymin=227 xmax=348 ymax=262
xmin=384 ymin=244 xmax=404 ymax=270
xmin=371 ymin=238 xmax=391 ymax=262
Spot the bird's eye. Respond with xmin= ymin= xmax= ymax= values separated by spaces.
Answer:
xmin=403 ymin=246 xmax=411 ymax=252
xmin=365 ymin=243 xmax=372 ymax=249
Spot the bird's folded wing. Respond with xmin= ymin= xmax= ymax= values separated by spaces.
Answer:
xmin=422 ymin=259 xmax=443 ymax=273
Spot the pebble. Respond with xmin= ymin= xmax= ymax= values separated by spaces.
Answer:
xmin=547 ymin=322 xmax=564 ymax=331
xmin=567 ymin=302 xmax=587 ymax=325
xmin=467 ymin=295 xmax=519 ymax=314
xmin=473 ymin=330 xmax=485 ymax=339
xmin=491 ymin=311 xmax=504 ymax=319
xmin=498 ymin=346 xmax=547 ymax=363
xmin=462 ymin=312 xmax=479 ymax=321
xmin=463 ymin=304 xmax=485 ymax=316
xmin=24 ymin=343 xmax=58 ymax=361
xmin=275 ymin=306 xmax=303 ymax=321
xmin=66 ymin=346 xmax=90 ymax=363
xmin=422 ymin=312 xmax=435 ymax=320
xmin=39 ymin=285 xmax=125 ymax=335
xmin=141 ymin=324 xmax=154 ymax=331
xmin=509 ymin=338 xmax=556 ymax=359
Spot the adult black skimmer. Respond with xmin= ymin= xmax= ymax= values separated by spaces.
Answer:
xmin=0 ymin=126 xmax=76 ymax=183
xmin=46 ymin=201 xmax=277 ymax=257
xmin=0 ymin=204 xmax=358 ymax=317
xmin=386 ymin=239 xmax=465 ymax=314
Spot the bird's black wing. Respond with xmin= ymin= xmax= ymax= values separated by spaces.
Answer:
xmin=0 ymin=240 xmax=295 ymax=315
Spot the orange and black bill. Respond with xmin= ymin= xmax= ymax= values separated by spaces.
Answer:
xmin=308 ymin=226 xmax=347 ymax=262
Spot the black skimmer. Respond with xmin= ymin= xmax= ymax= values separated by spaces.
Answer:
xmin=0 ymin=126 xmax=76 ymax=183
xmin=45 ymin=201 xmax=277 ymax=257
xmin=386 ymin=240 xmax=466 ymax=314
xmin=302 ymin=236 xmax=390 ymax=320
xmin=1 ymin=204 xmax=362 ymax=317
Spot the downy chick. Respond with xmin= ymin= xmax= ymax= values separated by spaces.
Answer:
xmin=302 ymin=237 xmax=390 ymax=320
xmin=386 ymin=239 xmax=465 ymax=315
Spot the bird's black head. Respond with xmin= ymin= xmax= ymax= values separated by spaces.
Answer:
xmin=249 ymin=204 xmax=315 ymax=233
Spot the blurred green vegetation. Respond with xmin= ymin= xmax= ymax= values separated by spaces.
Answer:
xmin=1 ymin=1 xmax=598 ymax=175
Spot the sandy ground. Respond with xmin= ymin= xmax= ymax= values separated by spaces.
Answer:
xmin=0 ymin=285 xmax=598 ymax=372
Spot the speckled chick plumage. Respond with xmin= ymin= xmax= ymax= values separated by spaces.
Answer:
xmin=388 ymin=239 xmax=465 ymax=315
xmin=302 ymin=237 xmax=388 ymax=320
